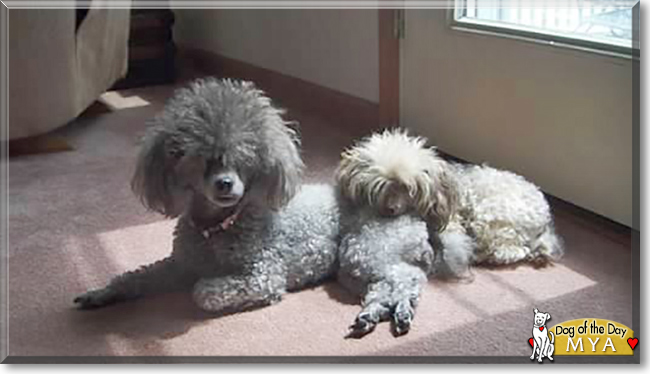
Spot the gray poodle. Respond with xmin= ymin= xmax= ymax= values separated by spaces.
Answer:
xmin=335 ymin=129 xmax=456 ymax=338
xmin=74 ymin=78 xmax=341 ymax=314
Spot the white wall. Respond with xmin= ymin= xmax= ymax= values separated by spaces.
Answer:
xmin=173 ymin=9 xmax=379 ymax=103
xmin=401 ymin=10 xmax=634 ymax=227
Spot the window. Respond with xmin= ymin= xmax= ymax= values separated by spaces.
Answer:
xmin=453 ymin=0 xmax=638 ymax=57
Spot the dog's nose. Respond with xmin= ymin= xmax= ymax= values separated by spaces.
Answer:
xmin=215 ymin=176 xmax=234 ymax=193
xmin=387 ymin=203 xmax=402 ymax=215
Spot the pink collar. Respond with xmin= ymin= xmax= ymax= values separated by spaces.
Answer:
xmin=191 ymin=207 xmax=242 ymax=239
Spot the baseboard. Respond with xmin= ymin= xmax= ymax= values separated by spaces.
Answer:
xmin=545 ymin=195 xmax=633 ymax=247
xmin=177 ymin=47 xmax=381 ymax=137
xmin=7 ymin=135 xmax=74 ymax=157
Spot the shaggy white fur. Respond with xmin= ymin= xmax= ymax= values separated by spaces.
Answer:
xmin=339 ymin=128 xmax=564 ymax=280
xmin=339 ymin=130 xmax=443 ymax=211
xmin=448 ymin=162 xmax=564 ymax=266
xmin=338 ymin=129 xmax=457 ymax=229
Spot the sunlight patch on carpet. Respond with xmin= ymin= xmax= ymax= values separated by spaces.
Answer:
xmin=96 ymin=220 xmax=176 ymax=270
xmin=100 ymin=91 xmax=151 ymax=110
xmin=429 ymin=264 xmax=597 ymax=322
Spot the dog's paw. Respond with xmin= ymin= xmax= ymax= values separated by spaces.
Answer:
xmin=391 ymin=301 xmax=414 ymax=336
xmin=345 ymin=313 xmax=377 ymax=339
xmin=193 ymin=282 xmax=230 ymax=313
xmin=73 ymin=288 xmax=117 ymax=309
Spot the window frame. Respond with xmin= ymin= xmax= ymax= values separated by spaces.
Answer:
xmin=447 ymin=0 xmax=639 ymax=60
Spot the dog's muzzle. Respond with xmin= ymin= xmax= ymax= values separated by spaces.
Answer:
xmin=210 ymin=172 xmax=245 ymax=208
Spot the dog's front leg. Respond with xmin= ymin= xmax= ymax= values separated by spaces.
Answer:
xmin=347 ymin=265 xmax=425 ymax=339
xmin=388 ymin=266 xmax=427 ymax=336
xmin=530 ymin=337 xmax=538 ymax=360
xmin=538 ymin=337 xmax=549 ymax=362
xmin=347 ymin=281 xmax=393 ymax=339
xmin=193 ymin=272 xmax=286 ymax=314
xmin=74 ymin=256 xmax=192 ymax=309
xmin=535 ymin=336 xmax=546 ymax=362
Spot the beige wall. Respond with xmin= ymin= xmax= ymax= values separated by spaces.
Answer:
xmin=173 ymin=9 xmax=379 ymax=103
xmin=401 ymin=10 xmax=634 ymax=228
xmin=172 ymin=9 xmax=634 ymax=227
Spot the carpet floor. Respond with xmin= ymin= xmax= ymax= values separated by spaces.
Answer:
xmin=7 ymin=83 xmax=632 ymax=360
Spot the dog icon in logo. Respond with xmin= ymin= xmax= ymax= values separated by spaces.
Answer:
xmin=530 ymin=308 xmax=555 ymax=362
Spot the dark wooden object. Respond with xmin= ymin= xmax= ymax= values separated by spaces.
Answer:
xmin=112 ymin=9 xmax=176 ymax=89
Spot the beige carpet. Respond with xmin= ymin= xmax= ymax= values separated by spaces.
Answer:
xmin=7 ymin=84 xmax=633 ymax=361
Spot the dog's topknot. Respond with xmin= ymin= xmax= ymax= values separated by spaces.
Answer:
xmin=336 ymin=128 xmax=458 ymax=230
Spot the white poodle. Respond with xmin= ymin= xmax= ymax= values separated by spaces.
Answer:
xmin=340 ymin=128 xmax=564 ymax=280
xmin=440 ymin=161 xmax=564 ymax=271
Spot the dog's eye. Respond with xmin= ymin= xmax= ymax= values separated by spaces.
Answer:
xmin=205 ymin=155 xmax=226 ymax=175
xmin=169 ymin=149 xmax=185 ymax=159
xmin=216 ymin=155 xmax=226 ymax=167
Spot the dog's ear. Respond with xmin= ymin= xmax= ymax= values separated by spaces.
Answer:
xmin=131 ymin=125 xmax=201 ymax=217
xmin=534 ymin=308 xmax=539 ymax=314
xmin=425 ymin=163 xmax=459 ymax=232
xmin=335 ymin=150 xmax=363 ymax=203
xmin=545 ymin=313 xmax=551 ymax=321
xmin=259 ymin=121 xmax=304 ymax=210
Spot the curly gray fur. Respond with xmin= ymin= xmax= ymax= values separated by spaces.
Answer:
xmin=337 ymin=200 xmax=434 ymax=338
xmin=74 ymin=78 xmax=340 ymax=314
xmin=334 ymin=129 xmax=441 ymax=337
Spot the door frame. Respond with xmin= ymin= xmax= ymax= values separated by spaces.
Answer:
xmin=379 ymin=9 xmax=400 ymax=127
